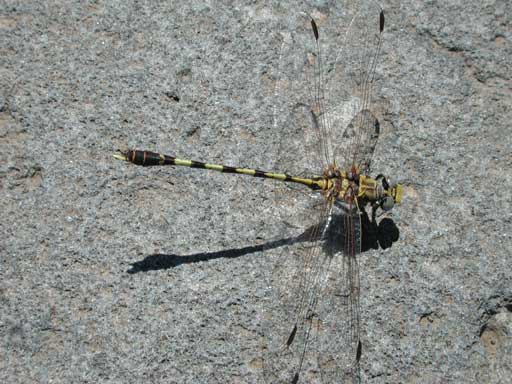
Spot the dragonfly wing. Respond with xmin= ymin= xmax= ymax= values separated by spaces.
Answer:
xmin=268 ymin=12 xmax=332 ymax=178
xmin=262 ymin=202 xmax=337 ymax=383
xmin=261 ymin=2 xmax=384 ymax=382
xmin=341 ymin=209 xmax=363 ymax=382
xmin=271 ymin=3 xmax=384 ymax=176
xmin=324 ymin=4 xmax=384 ymax=172
xmin=342 ymin=109 xmax=380 ymax=175
xmin=316 ymin=205 xmax=362 ymax=383
xmin=261 ymin=203 xmax=363 ymax=384
xmin=271 ymin=3 xmax=384 ymax=174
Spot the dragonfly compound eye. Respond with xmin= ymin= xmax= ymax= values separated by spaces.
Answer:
xmin=380 ymin=196 xmax=395 ymax=211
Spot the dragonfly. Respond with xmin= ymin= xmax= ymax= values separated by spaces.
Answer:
xmin=114 ymin=2 xmax=401 ymax=383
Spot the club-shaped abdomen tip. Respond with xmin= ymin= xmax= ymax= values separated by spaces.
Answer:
xmin=113 ymin=150 xmax=128 ymax=161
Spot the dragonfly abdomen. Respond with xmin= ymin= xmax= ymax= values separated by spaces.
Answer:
xmin=114 ymin=149 xmax=326 ymax=190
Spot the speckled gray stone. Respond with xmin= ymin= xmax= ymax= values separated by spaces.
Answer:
xmin=1 ymin=1 xmax=510 ymax=383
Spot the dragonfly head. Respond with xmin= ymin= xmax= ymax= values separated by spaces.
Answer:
xmin=377 ymin=176 xmax=402 ymax=211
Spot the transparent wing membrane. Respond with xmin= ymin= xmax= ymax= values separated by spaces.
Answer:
xmin=261 ymin=1 xmax=385 ymax=383
xmin=262 ymin=204 xmax=332 ymax=383
xmin=340 ymin=109 xmax=380 ymax=175
xmin=262 ymin=206 xmax=364 ymax=383
xmin=270 ymin=2 xmax=383 ymax=172
xmin=328 ymin=2 xmax=384 ymax=171
xmin=269 ymin=20 xmax=327 ymax=178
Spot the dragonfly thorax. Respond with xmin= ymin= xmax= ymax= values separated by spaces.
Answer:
xmin=320 ymin=165 xmax=402 ymax=213
xmin=321 ymin=165 xmax=360 ymax=206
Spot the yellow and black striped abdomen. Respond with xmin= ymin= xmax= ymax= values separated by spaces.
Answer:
xmin=114 ymin=149 xmax=326 ymax=190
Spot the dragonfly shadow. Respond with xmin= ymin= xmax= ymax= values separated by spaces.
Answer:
xmin=127 ymin=211 xmax=399 ymax=274
xmin=127 ymin=237 xmax=291 ymax=274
